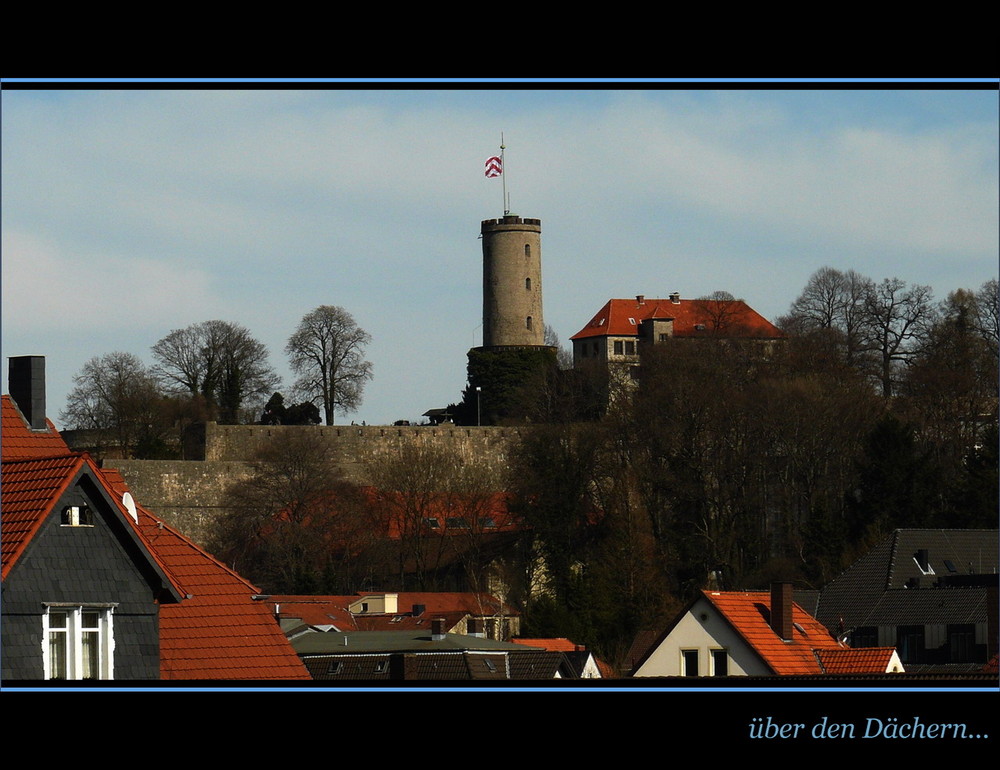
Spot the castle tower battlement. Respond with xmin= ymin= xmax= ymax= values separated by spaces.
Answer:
xmin=481 ymin=215 xmax=544 ymax=348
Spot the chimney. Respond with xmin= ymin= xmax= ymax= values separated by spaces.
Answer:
xmin=8 ymin=355 xmax=46 ymax=430
xmin=467 ymin=618 xmax=485 ymax=638
xmin=770 ymin=582 xmax=793 ymax=641
xmin=636 ymin=294 xmax=645 ymax=304
xmin=669 ymin=292 xmax=681 ymax=304
xmin=431 ymin=618 xmax=447 ymax=641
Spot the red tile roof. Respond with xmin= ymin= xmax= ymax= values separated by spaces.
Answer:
xmin=571 ymin=297 xmax=784 ymax=341
xmin=815 ymin=647 xmax=900 ymax=674
xmin=702 ymin=590 xmax=843 ymax=675
xmin=137 ymin=511 xmax=309 ymax=680
xmin=1 ymin=453 xmax=84 ymax=578
xmin=511 ymin=637 xmax=580 ymax=652
xmin=1 ymin=394 xmax=310 ymax=680
xmin=1 ymin=395 xmax=73 ymax=459
xmin=267 ymin=592 xmax=517 ymax=634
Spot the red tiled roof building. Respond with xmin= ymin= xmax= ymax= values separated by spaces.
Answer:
xmin=570 ymin=294 xmax=784 ymax=371
xmin=1 ymin=357 xmax=309 ymax=681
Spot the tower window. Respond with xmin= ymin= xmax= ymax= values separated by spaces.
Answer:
xmin=525 ymin=277 xmax=531 ymax=290
xmin=524 ymin=244 xmax=531 ymax=258
xmin=526 ymin=316 xmax=533 ymax=331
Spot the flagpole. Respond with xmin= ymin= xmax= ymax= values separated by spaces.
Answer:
xmin=500 ymin=133 xmax=508 ymax=215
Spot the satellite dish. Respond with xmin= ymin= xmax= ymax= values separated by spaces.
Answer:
xmin=122 ymin=492 xmax=138 ymax=524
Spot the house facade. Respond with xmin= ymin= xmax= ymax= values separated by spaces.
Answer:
xmin=812 ymin=529 xmax=999 ymax=672
xmin=570 ymin=293 xmax=785 ymax=373
xmin=2 ymin=356 xmax=309 ymax=681
xmin=631 ymin=583 xmax=902 ymax=678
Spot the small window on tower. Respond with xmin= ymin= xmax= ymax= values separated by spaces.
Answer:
xmin=524 ymin=244 xmax=531 ymax=257
xmin=525 ymin=277 xmax=531 ymax=290
xmin=526 ymin=316 xmax=533 ymax=330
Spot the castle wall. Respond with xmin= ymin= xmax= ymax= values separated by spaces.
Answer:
xmin=106 ymin=424 xmax=522 ymax=548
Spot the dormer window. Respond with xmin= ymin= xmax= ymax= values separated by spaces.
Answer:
xmin=61 ymin=506 xmax=93 ymax=526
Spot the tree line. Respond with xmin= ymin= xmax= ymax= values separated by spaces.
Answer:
xmin=58 ymin=305 xmax=373 ymax=457
xmin=207 ymin=269 xmax=997 ymax=669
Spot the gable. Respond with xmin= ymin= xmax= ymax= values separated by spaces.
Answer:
xmin=633 ymin=596 xmax=772 ymax=677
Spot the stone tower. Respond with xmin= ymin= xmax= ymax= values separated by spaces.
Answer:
xmin=481 ymin=214 xmax=545 ymax=348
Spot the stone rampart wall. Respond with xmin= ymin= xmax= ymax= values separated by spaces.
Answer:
xmin=106 ymin=424 xmax=523 ymax=548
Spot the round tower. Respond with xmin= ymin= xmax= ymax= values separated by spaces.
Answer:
xmin=481 ymin=215 xmax=544 ymax=348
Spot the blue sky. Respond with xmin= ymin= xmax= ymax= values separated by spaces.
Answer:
xmin=3 ymin=86 xmax=997 ymax=427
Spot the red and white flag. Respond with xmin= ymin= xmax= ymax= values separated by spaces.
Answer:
xmin=484 ymin=155 xmax=502 ymax=178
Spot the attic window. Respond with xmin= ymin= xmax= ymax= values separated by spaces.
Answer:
xmin=484 ymin=658 xmax=497 ymax=672
xmin=326 ymin=661 xmax=342 ymax=675
xmin=61 ymin=506 xmax=93 ymax=527
xmin=374 ymin=660 xmax=387 ymax=673
xmin=628 ymin=317 xmax=636 ymax=325
xmin=446 ymin=517 xmax=470 ymax=529
xmin=424 ymin=517 xmax=440 ymax=529
xmin=793 ymin=622 xmax=806 ymax=636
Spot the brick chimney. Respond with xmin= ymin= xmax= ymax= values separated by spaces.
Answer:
xmin=8 ymin=355 xmax=46 ymax=430
xmin=431 ymin=618 xmax=447 ymax=641
xmin=770 ymin=582 xmax=793 ymax=641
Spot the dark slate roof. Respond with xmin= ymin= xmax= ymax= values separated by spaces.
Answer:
xmin=815 ymin=529 xmax=999 ymax=632
xmin=1 ymin=394 xmax=310 ymax=681
xmin=508 ymin=650 xmax=577 ymax=679
xmin=291 ymin=629 xmax=539 ymax=655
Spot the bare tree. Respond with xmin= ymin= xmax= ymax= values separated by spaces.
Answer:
xmin=544 ymin=323 xmax=573 ymax=370
xmin=974 ymin=278 xmax=999 ymax=362
xmin=210 ymin=430 xmax=384 ymax=593
xmin=152 ymin=320 xmax=279 ymax=424
xmin=59 ymin=352 xmax=167 ymax=457
xmin=860 ymin=278 xmax=936 ymax=398
xmin=364 ymin=442 xmax=507 ymax=591
xmin=781 ymin=267 xmax=873 ymax=365
xmin=286 ymin=305 xmax=373 ymax=426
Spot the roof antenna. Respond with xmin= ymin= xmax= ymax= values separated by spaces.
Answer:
xmin=122 ymin=492 xmax=138 ymax=524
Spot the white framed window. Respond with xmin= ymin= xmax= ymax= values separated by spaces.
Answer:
xmin=61 ymin=505 xmax=94 ymax=526
xmin=43 ymin=604 xmax=115 ymax=680
xmin=681 ymin=649 xmax=699 ymax=676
